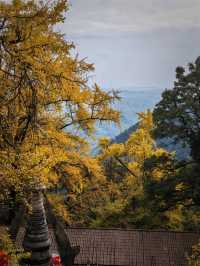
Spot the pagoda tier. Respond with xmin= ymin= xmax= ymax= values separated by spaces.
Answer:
xmin=23 ymin=189 xmax=51 ymax=266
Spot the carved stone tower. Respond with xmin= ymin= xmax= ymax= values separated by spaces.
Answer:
xmin=23 ymin=185 xmax=51 ymax=266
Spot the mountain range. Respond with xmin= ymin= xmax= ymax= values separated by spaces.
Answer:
xmin=95 ymin=87 xmax=163 ymax=138
xmin=93 ymin=87 xmax=190 ymax=160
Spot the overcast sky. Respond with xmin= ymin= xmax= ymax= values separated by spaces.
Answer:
xmin=59 ymin=0 xmax=200 ymax=90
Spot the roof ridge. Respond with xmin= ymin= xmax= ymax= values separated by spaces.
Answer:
xmin=66 ymin=226 xmax=200 ymax=234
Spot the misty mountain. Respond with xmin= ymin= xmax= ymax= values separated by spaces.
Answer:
xmin=93 ymin=87 xmax=190 ymax=160
xmin=94 ymin=87 xmax=163 ymax=139
xmin=112 ymin=123 xmax=190 ymax=160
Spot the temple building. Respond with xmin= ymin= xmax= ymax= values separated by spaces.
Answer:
xmin=15 ymin=201 xmax=200 ymax=266
xmin=10 ymin=183 xmax=200 ymax=266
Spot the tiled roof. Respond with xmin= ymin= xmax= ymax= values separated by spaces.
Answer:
xmin=66 ymin=228 xmax=200 ymax=266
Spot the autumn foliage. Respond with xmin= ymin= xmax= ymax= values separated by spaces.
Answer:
xmin=1 ymin=0 xmax=200 ymax=265
xmin=0 ymin=0 xmax=120 ymax=203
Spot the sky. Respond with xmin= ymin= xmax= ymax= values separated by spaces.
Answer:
xmin=58 ymin=0 xmax=200 ymax=90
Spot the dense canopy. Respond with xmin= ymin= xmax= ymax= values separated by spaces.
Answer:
xmin=0 ymin=0 xmax=120 ymax=201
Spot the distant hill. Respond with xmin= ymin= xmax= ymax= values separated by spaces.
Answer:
xmin=94 ymin=87 xmax=163 ymax=139
xmin=112 ymin=123 xmax=190 ymax=161
xmin=112 ymin=123 xmax=138 ymax=143
xmin=93 ymin=87 xmax=190 ymax=159
xmin=92 ymin=87 xmax=162 ymax=154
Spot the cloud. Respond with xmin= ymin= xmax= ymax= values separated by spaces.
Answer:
xmin=61 ymin=0 xmax=200 ymax=36
xmin=57 ymin=1 xmax=200 ymax=89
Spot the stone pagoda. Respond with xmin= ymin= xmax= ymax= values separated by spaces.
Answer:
xmin=23 ymin=183 xmax=51 ymax=266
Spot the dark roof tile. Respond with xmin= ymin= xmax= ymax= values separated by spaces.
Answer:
xmin=65 ymin=228 xmax=200 ymax=266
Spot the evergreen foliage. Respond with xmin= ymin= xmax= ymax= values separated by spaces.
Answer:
xmin=153 ymin=57 xmax=200 ymax=162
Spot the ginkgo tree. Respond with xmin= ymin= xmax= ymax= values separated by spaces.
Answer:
xmin=99 ymin=110 xmax=169 ymax=189
xmin=48 ymin=110 xmax=200 ymax=230
xmin=0 ymin=0 xmax=120 ymax=203
xmin=95 ymin=111 xmax=185 ymax=229
xmin=63 ymin=111 xmax=174 ymax=228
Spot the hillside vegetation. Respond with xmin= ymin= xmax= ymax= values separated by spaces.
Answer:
xmin=113 ymin=123 xmax=190 ymax=160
